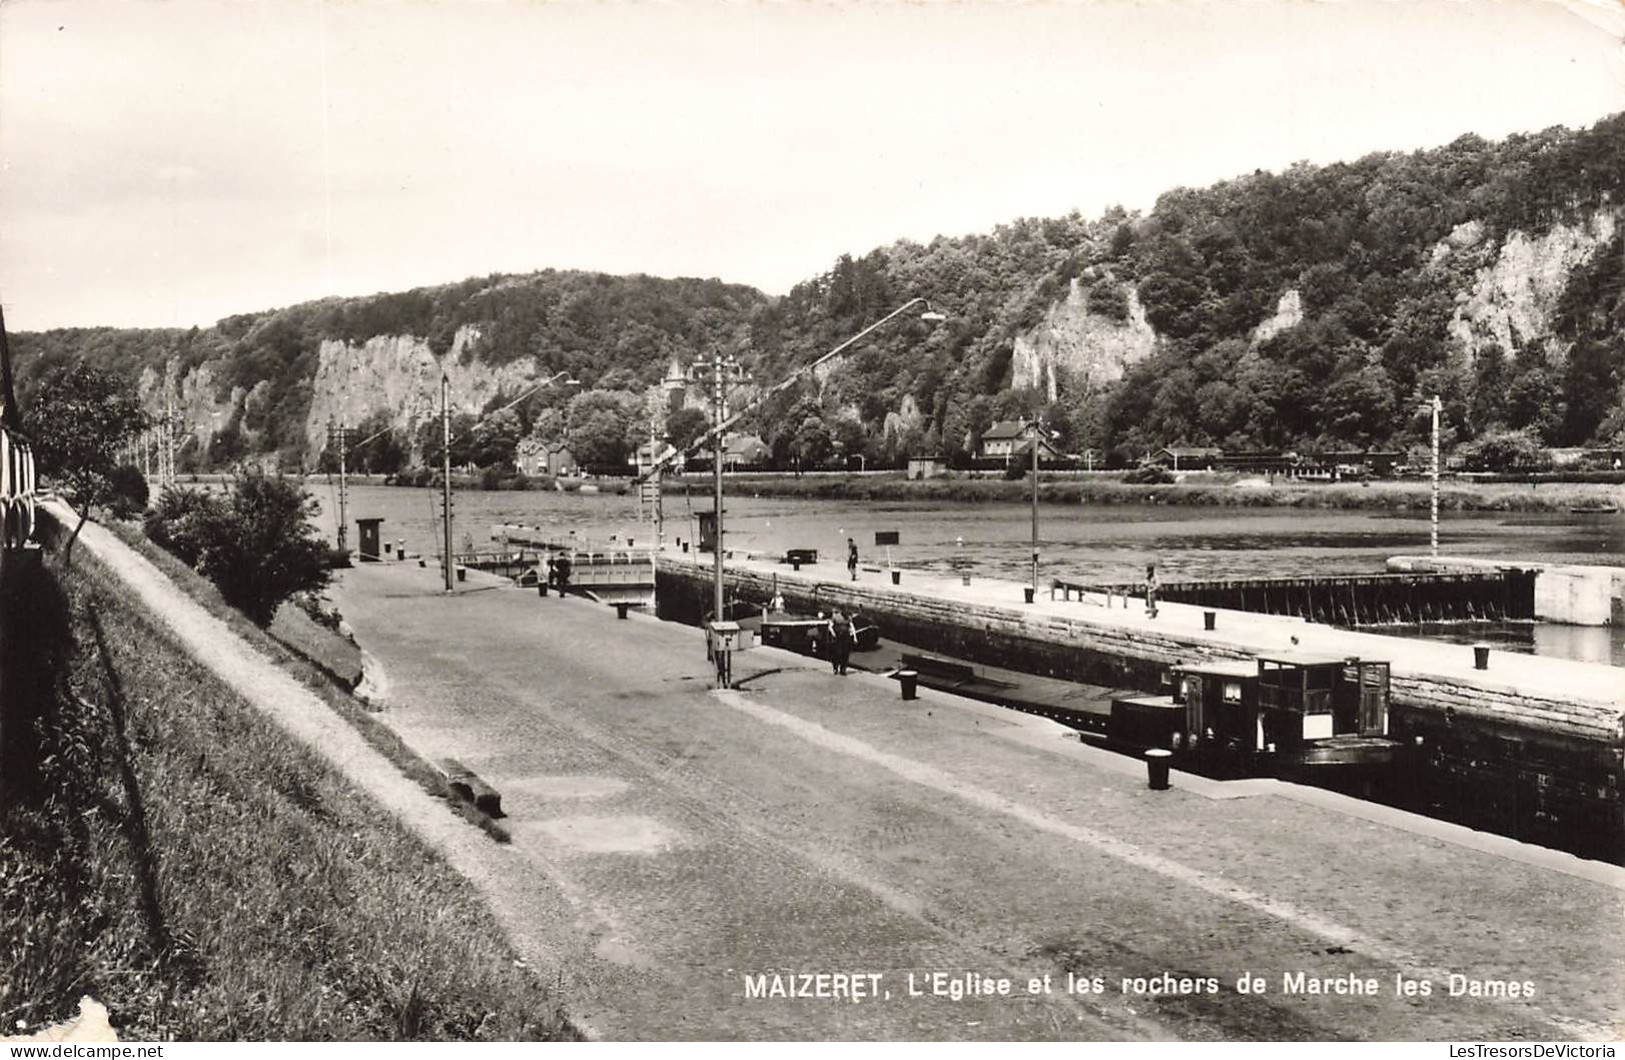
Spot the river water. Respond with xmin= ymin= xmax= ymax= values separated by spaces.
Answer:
xmin=314 ymin=481 xmax=1625 ymax=666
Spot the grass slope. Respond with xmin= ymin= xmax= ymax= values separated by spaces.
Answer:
xmin=0 ymin=537 xmax=574 ymax=1040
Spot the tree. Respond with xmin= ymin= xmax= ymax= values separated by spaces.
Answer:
xmin=351 ymin=410 xmax=407 ymax=474
xmin=468 ymin=408 xmax=522 ymax=469
xmin=26 ymin=361 xmax=147 ymax=565
xmin=564 ymin=389 xmax=641 ymax=467
xmin=188 ymin=469 xmax=331 ymax=626
xmin=666 ymin=406 xmax=710 ymax=451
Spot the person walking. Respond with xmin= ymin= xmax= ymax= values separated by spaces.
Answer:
xmin=1144 ymin=562 xmax=1159 ymax=619
xmin=829 ymin=609 xmax=853 ymax=675
xmin=847 ymin=537 xmax=859 ymax=582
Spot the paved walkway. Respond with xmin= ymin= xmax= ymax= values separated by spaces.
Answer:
xmin=333 ymin=557 xmax=1622 ymax=1040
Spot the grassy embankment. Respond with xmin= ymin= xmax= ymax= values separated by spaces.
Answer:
xmin=0 ymin=527 xmax=575 ymax=1040
xmin=714 ymin=471 xmax=1625 ymax=513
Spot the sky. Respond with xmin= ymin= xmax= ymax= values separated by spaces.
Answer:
xmin=1 ymin=0 xmax=1622 ymax=332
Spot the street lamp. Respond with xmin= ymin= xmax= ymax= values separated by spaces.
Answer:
xmin=682 ymin=297 xmax=946 ymax=645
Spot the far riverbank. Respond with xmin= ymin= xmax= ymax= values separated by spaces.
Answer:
xmin=695 ymin=471 xmax=1625 ymax=514
xmin=185 ymin=468 xmax=1623 ymax=513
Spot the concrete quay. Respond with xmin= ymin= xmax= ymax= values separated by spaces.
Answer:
xmin=666 ymin=550 xmax=1625 ymax=726
xmin=332 ymin=558 xmax=1623 ymax=1040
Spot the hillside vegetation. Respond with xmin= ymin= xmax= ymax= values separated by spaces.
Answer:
xmin=11 ymin=114 xmax=1624 ymax=472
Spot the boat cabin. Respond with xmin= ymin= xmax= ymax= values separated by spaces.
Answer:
xmin=1255 ymin=652 xmax=1389 ymax=750
xmin=1172 ymin=659 xmax=1259 ymax=753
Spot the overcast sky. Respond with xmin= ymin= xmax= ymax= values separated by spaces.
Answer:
xmin=1 ymin=0 xmax=1621 ymax=331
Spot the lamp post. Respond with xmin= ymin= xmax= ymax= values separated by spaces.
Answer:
xmin=672 ymin=298 xmax=945 ymax=627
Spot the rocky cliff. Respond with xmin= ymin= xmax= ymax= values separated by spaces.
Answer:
xmin=1008 ymin=276 xmax=1158 ymax=399
xmin=1443 ymin=208 xmax=1620 ymax=364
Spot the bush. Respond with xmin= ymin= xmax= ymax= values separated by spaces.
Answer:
xmin=1455 ymin=427 xmax=1548 ymax=472
xmin=107 ymin=463 xmax=150 ymax=518
xmin=144 ymin=486 xmax=226 ymax=567
xmin=146 ymin=472 xmax=330 ymax=626
xmin=1123 ymin=464 xmax=1176 ymax=484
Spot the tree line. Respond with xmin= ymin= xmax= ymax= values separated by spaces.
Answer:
xmin=12 ymin=113 xmax=1625 ymax=474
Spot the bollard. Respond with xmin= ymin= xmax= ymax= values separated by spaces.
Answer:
xmin=456 ymin=566 xmax=467 ymax=583
xmin=897 ymin=669 xmax=919 ymax=701
xmin=384 ymin=542 xmax=393 ymax=556
xmin=961 ymin=573 xmax=971 ymax=586
xmin=891 ymin=570 xmax=901 ymax=585
xmin=1473 ymin=643 xmax=1490 ymax=670
xmin=537 ymin=581 xmax=548 ymax=597
xmin=1023 ymin=586 xmax=1035 ymax=604
xmin=1203 ymin=610 xmax=1216 ymax=631
xmin=792 ymin=560 xmax=801 ymax=571
xmin=1145 ymin=748 xmax=1172 ymax=790
xmin=614 ymin=602 xmax=631 ymax=620
xmin=397 ymin=539 xmax=407 ymax=560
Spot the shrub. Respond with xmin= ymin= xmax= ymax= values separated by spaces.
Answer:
xmin=146 ymin=472 xmax=330 ymax=626
xmin=107 ymin=463 xmax=150 ymax=518
xmin=1123 ymin=464 xmax=1176 ymax=484
xmin=144 ymin=486 xmax=226 ymax=567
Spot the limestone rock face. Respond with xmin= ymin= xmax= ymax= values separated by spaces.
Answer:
xmin=882 ymin=394 xmax=925 ymax=445
xmin=1445 ymin=208 xmax=1619 ymax=364
xmin=1009 ymin=277 xmax=1157 ymax=400
xmin=303 ymin=325 xmax=539 ymax=462
xmin=1250 ymin=289 xmax=1303 ymax=347
xmin=136 ymin=360 xmax=236 ymax=455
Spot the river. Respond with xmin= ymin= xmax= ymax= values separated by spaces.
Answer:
xmin=312 ymin=481 xmax=1625 ymax=666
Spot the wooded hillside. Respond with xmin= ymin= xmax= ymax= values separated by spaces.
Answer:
xmin=12 ymin=113 xmax=1624 ymax=471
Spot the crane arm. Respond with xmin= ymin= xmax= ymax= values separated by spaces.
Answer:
xmin=634 ymin=297 xmax=931 ymax=483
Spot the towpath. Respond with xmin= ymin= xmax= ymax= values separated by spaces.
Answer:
xmin=333 ymin=557 xmax=1622 ymax=1041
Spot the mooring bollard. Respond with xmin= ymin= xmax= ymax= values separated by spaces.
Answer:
xmin=1473 ymin=643 xmax=1490 ymax=670
xmin=614 ymin=602 xmax=631 ymax=620
xmin=384 ymin=541 xmax=393 ymax=556
xmin=397 ymin=539 xmax=407 ymax=560
xmin=891 ymin=570 xmax=901 ymax=585
xmin=792 ymin=560 xmax=801 ymax=571
xmin=1023 ymin=586 xmax=1035 ymax=604
xmin=1204 ymin=610 xmax=1216 ymax=631
xmin=456 ymin=566 xmax=467 ymax=583
xmin=537 ymin=581 xmax=548 ymax=597
xmin=1145 ymin=748 xmax=1172 ymax=790
xmin=897 ymin=669 xmax=919 ymax=701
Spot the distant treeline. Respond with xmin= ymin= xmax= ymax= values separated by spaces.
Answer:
xmin=11 ymin=114 xmax=1624 ymax=476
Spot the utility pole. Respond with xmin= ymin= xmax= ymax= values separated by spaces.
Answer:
xmin=328 ymin=420 xmax=351 ymax=551
xmin=712 ymin=347 xmax=726 ymax=623
xmin=441 ymin=373 xmax=454 ymax=592
xmin=163 ymin=392 xmax=175 ymax=488
xmin=1030 ymin=419 xmax=1040 ymax=599
xmin=1430 ymin=394 xmax=1442 ymax=558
